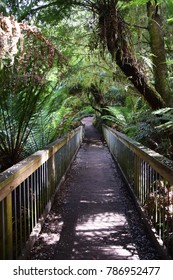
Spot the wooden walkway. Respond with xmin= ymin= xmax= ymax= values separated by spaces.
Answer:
xmin=28 ymin=117 xmax=160 ymax=260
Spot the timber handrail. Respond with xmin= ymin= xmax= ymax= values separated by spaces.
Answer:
xmin=0 ymin=126 xmax=82 ymax=201
xmin=103 ymin=124 xmax=173 ymax=259
xmin=103 ymin=125 xmax=173 ymax=183
xmin=0 ymin=126 xmax=83 ymax=259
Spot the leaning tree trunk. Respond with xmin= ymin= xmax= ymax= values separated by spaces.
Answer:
xmin=115 ymin=47 xmax=165 ymax=110
xmin=147 ymin=1 xmax=171 ymax=105
xmin=96 ymin=1 xmax=166 ymax=110
xmin=87 ymin=83 xmax=108 ymax=116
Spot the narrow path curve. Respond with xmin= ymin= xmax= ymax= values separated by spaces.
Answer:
xmin=28 ymin=117 xmax=160 ymax=260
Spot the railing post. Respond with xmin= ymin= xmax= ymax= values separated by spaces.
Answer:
xmin=48 ymin=154 xmax=56 ymax=198
xmin=134 ymin=155 xmax=139 ymax=196
xmin=4 ymin=193 xmax=13 ymax=259
xmin=0 ymin=201 xmax=4 ymax=259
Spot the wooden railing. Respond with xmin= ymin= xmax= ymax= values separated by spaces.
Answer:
xmin=0 ymin=126 xmax=83 ymax=259
xmin=103 ymin=125 xmax=173 ymax=258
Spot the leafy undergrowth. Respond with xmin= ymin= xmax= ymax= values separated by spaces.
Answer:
xmin=102 ymin=106 xmax=173 ymax=160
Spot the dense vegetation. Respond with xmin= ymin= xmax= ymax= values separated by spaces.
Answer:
xmin=0 ymin=0 xmax=173 ymax=171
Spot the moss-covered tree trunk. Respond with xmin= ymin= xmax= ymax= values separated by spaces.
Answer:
xmin=147 ymin=1 xmax=171 ymax=105
xmin=115 ymin=47 xmax=165 ymax=110
xmin=87 ymin=83 xmax=107 ymax=115
xmin=96 ymin=1 xmax=166 ymax=110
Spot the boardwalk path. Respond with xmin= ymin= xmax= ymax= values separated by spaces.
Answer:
xmin=29 ymin=117 xmax=160 ymax=260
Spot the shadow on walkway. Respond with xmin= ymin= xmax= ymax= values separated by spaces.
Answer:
xmin=28 ymin=117 xmax=160 ymax=260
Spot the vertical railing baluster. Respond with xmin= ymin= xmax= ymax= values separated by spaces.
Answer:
xmin=36 ymin=169 xmax=40 ymax=221
xmin=0 ymin=201 xmax=3 ymax=259
xmin=30 ymin=175 xmax=34 ymax=233
xmin=39 ymin=166 xmax=42 ymax=215
xmin=19 ymin=184 xmax=23 ymax=253
xmin=27 ymin=177 xmax=30 ymax=237
xmin=33 ymin=172 xmax=37 ymax=227
xmin=45 ymin=162 xmax=47 ymax=206
xmin=13 ymin=189 xmax=17 ymax=259
xmin=40 ymin=165 xmax=43 ymax=211
xmin=137 ymin=157 xmax=140 ymax=198
xmin=44 ymin=162 xmax=47 ymax=207
xmin=23 ymin=181 xmax=27 ymax=243
xmin=4 ymin=194 xmax=13 ymax=259
xmin=0 ymin=200 xmax=6 ymax=259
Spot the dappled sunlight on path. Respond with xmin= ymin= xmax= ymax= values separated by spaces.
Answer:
xmin=28 ymin=117 xmax=160 ymax=260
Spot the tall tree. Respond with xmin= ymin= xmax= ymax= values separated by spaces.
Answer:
xmin=147 ymin=0 xmax=171 ymax=104
xmin=96 ymin=0 xmax=165 ymax=109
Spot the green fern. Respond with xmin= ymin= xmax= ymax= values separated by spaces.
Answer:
xmin=101 ymin=106 xmax=128 ymax=129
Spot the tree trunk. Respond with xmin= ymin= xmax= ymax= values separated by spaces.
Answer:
xmin=96 ymin=2 xmax=166 ymax=110
xmin=147 ymin=1 xmax=171 ymax=105
xmin=115 ymin=48 xmax=166 ymax=110
xmin=87 ymin=83 xmax=107 ymax=115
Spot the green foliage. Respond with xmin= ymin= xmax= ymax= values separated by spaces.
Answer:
xmin=0 ymin=70 xmax=88 ymax=172
xmin=74 ymin=106 xmax=94 ymax=118
xmin=0 ymin=66 xmax=52 ymax=170
xmin=101 ymin=104 xmax=132 ymax=131
xmin=152 ymin=108 xmax=173 ymax=134
xmin=0 ymin=0 xmax=73 ymax=21
xmin=1 ymin=0 xmax=173 ymax=169
xmin=119 ymin=0 xmax=149 ymax=9
xmin=124 ymin=108 xmax=173 ymax=158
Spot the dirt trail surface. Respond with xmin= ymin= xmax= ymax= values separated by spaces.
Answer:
xmin=28 ymin=117 xmax=160 ymax=260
